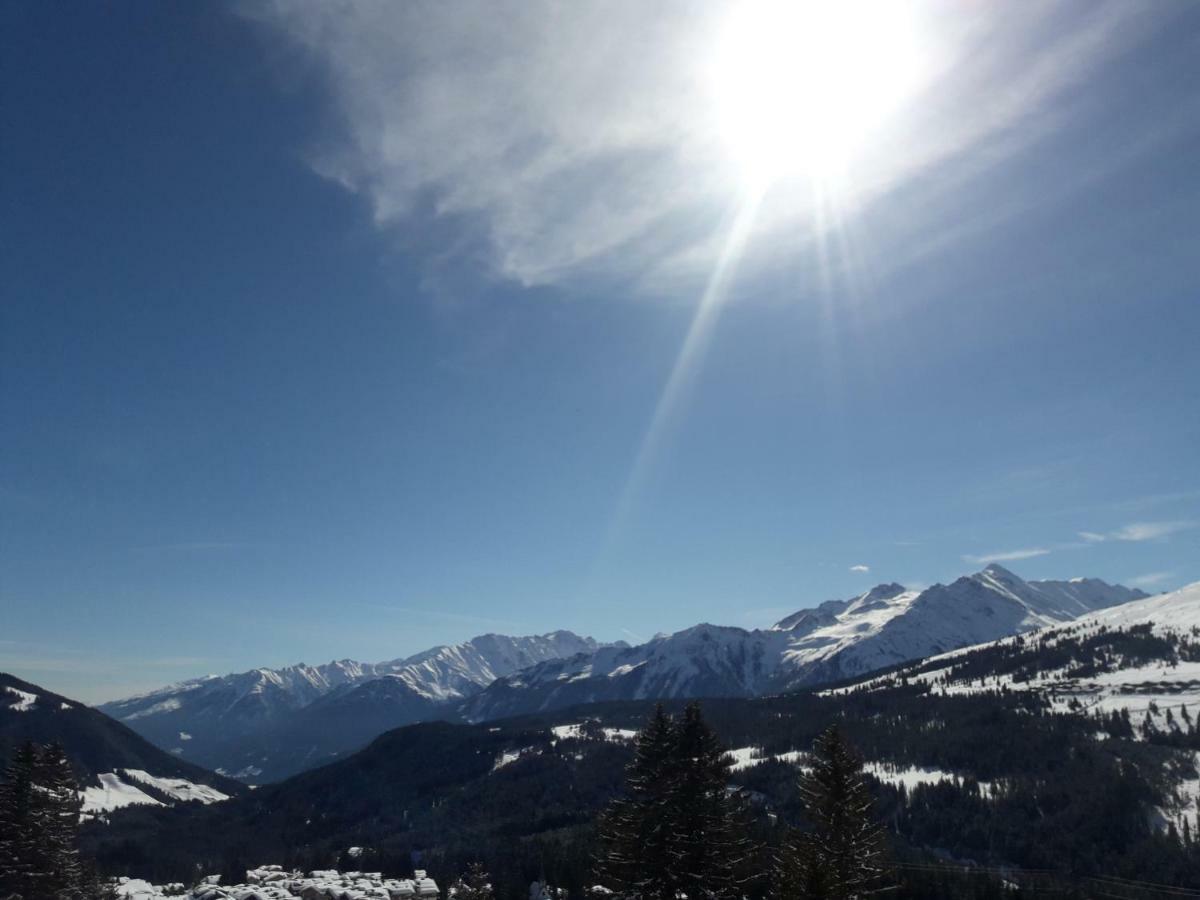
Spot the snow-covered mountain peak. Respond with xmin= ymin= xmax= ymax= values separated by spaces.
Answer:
xmin=773 ymin=583 xmax=907 ymax=632
xmin=462 ymin=567 xmax=1154 ymax=724
xmin=980 ymin=562 xmax=1018 ymax=578
xmin=97 ymin=629 xmax=604 ymax=780
xmin=829 ymin=581 xmax=1200 ymax=745
xmin=379 ymin=630 xmax=607 ymax=701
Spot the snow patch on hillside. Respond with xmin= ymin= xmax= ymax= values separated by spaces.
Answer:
xmin=551 ymin=724 xmax=583 ymax=740
xmin=4 ymin=686 xmax=37 ymax=711
xmin=122 ymin=697 xmax=182 ymax=720
xmin=108 ymin=865 xmax=440 ymax=900
xmin=724 ymin=746 xmax=808 ymax=772
xmin=80 ymin=773 xmax=164 ymax=814
xmin=493 ymin=747 xmax=540 ymax=770
xmin=864 ymin=762 xmax=994 ymax=796
xmin=603 ymin=728 xmax=637 ymax=742
xmin=121 ymin=770 xmax=229 ymax=804
xmin=722 ymin=748 xmax=994 ymax=800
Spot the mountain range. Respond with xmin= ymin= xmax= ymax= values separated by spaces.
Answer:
xmin=458 ymin=565 xmax=1146 ymax=720
xmin=79 ymin=576 xmax=1200 ymax=890
xmin=9 ymin=570 xmax=1200 ymax=892
xmin=97 ymin=630 xmax=603 ymax=780
xmin=95 ymin=565 xmax=1147 ymax=782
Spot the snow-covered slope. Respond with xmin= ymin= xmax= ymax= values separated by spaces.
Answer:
xmin=102 ymin=659 xmax=381 ymax=727
xmin=461 ymin=566 xmax=1146 ymax=721
xmin=377 ymin=630 xmax=603 ymax=701
xmin=0 ymin=673 xmax=241 ymax=817
xmin=79 ymin=770 xmax=230 ymax=817
xmin=833 ymin=580 xmax=1200 ymax=726
xmin=772 ymin=564 xmax=1146 ymax=686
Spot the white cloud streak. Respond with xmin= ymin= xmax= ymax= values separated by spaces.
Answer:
xmin=1110 ymin=521 xmax=1194 ymax=542
xmin=1127 ymin=571 xmax=1175 ymax=589
xmin=962 ymin=547 xmax=1051 ymax=565
xmin=849 ymin=564 xmax=871 ymax=573
xmin=243 ymin=0 xmax=1179 ymax=293
xmin=1078 ymin=521 xmax=1195 ymax=543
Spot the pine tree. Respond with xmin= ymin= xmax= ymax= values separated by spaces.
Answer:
xmin=33 ymin=743 xmax=83 ymax=900
xmin=0 ymin=742 xmax=85 ymax=900
xmin=776 ymin=726 xmax=889 ymax=900
xmin=0 ymin=742 xmax=40 ymax=900
xmin=594 ymin=704 xmax=679 ymax=900
xmin=594 ymin=704 xmax=756 ymax=900
xmin=665 ymin=703 xmax=755 ymax=900
xmin=451 ymin=863 xmax=494 ymax=900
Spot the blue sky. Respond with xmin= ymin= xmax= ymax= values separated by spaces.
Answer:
xmin=2 ymin=1 xmax=1198 ymax=704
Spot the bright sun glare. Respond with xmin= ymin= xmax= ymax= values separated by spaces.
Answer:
xmin=712 ymin=0 xmax=928 ymax=186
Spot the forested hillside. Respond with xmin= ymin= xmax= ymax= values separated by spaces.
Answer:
xmin=83 ymin=678 xmax=1200 ymax=897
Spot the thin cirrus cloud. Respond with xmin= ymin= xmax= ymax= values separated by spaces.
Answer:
xmin=241 ymin=0 xmax=1181 ymax=294
xmin=963 ymin=519 xmax=1194 ymax=566
xmin=849 ymin=564 xmax=871 ymax=573
xmin=962 ymin=547 xmax=1051 ymax=565
xmin=1127 ymin=571 xmax=1175 ymax=589
xmin=1080 ymin=521 xmax=1195 ymax=543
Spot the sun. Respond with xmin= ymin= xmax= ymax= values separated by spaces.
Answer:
xmin=710 ymin=0 xmax=928 ymax=187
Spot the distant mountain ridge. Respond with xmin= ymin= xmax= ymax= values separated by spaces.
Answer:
xmin=459 ymin=565 xmax=1147 ymax=721
xmin=98 ymin=567 xmax=1147 ymax=782
xmin=98 ymin=630 xmax=605 ymax=780
xmin=84 ymin=582 xmax=1200 ymax=890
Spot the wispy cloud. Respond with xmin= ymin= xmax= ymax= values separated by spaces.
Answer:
xmin=1128 ymin=571 xmax=1175 ymax=589
xmin=1078 ymin=521 xmax=1195 ymax=543
xmin=1111 ymin=521 xmax=1194 ymax=542
xmin=243 ymin=0 xmax=1182 ymax=293
xmin=963 ymin=518 xmax=1194 ymax=567
xmin=849 ymin=564 xmax=871 ymax=573
xmin=962 ymin=547 xmax=1051 ymax=565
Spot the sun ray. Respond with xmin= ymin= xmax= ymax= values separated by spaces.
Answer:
xmin=606 ymin=187 xmax=767 ymax=540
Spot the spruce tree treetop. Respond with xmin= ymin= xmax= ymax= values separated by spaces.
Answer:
xmin=594 ymin=704 xmax=758 ymax=900
xmin=793 ymin=725 xmax=889 ymax=900
xmin=594 ymin=704 xmax=679 ymax=900
xmin=667 ymin=703 xmax=756 ymax=900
